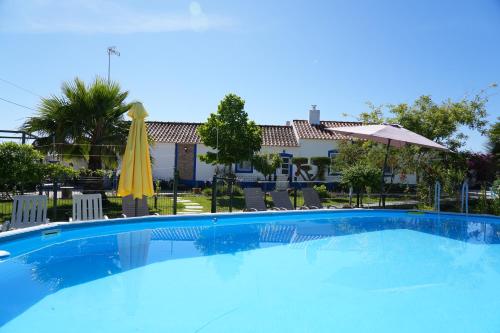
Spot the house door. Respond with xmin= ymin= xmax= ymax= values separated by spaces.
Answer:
xmin=279 ymin=153 xmax=293 ymax=181
xmin=176 ymin=144 xmax=196 ymax=181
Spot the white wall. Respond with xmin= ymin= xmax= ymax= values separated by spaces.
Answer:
xmin=294 ymin=139 xmax=340 ymax=182
xmin=150 ymin=143 xmax=176 ymax=180
xmin=195 ymin=144 xmax=217 ymax=182
xmin=150 ymin=139 xmax=416 ymax=185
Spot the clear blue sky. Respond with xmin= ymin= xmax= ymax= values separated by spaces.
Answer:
xmin=0 ymin=0 xmax=499 ymax=151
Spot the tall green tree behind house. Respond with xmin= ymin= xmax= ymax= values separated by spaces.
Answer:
xmin=487 ymin=118 xmax=500 ymax=174
xmin=22 ymin=77 xmax=131 ymax=170
xmin=358 ymin=90 xmax=493 ymax=150
xmin=198 ymin=94 xmax=262 ymax=171
xmin=353 ymin=88 xmax=494 ymax=206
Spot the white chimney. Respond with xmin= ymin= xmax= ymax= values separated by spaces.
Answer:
xmin=285 ymin=121 xmax=291 ymax=126
xmin=309 ymin=105 xmax=320 ymax=125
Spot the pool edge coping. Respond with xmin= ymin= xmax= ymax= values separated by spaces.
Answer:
xmin=0 ymin=208 xmax=498 ymax=243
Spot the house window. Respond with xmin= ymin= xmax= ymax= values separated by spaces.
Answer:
xmin=328 ymin=150 xmax=341 ymax=175
xmin=281 ymin=156 xmax=290 ymax=175
xmin=235 ymin=160 xmax=253 ymax=173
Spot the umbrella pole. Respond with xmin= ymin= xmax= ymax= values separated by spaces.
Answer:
xmin=135 ymin=198 xmax=138 ymax=217
xmin=380 ymin=139 xmax=391 ymax=208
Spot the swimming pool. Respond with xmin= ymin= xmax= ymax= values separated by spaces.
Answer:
xmin=0 ymin=210 xmax=499 ymax=333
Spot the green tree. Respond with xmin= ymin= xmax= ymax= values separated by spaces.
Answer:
xmin=198 ymin=94 xmax=262 ymax=169
xmin=354 ymin=89 xmax=495 ymax=206
xmin=252 ymin=153 xmax=281 ymax=180
xmin=0 ymin=142 xmax=44 ymax=196
xmin=22 ymin=77 xmax=131 ymax=170
xmin=341 ymin=162 xmax=382 ymax=207
xmin=487 ymin=118 xmax=500 ymax=174
xmin=358 ymin=91 xmax=492 ymax=150
xmin=0 ymin=142 xmax=76 ymax=197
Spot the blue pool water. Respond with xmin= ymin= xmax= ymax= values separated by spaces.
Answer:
xmin=0 ymin=210 xmax=500 ymax=333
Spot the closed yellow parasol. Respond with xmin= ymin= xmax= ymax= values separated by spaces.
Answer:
xmin=117 ymin=102 xmax=154 ymax=199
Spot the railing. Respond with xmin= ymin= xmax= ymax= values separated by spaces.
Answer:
xmin=461 ymin=181 xmax=469 ymax=214
xmin=1 ymin=177 xmax=498 ymax=228
xmin=210 ymin=176 xmax=239 ymax=213
xmin=434 ymin=181 xmax=441 ymax=212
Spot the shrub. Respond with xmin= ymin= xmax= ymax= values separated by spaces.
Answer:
xmin=232 ymin=185 xmax=244 ymax=196
xmin=78 ymin=168 xmax=112 ymax=177
xmin=341 ymin=162 xmax=382 ymax=207
xmin=311 ymin=157 xmax=331 ymax=181
xmin=252 ymin=154 xmax=281 ymax=180
xmin=43 ymin=163 xmax=78 ymax=180
xmin=292 ymin=157 xmax=308 ymax=165
xmin=313 ymin=184 xmax=329 ymax=198
xmin=0 ymin=142 xmax=44 ymax=195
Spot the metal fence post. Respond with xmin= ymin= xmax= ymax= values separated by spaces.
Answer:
xmin=173 ymin=169 xmax=178 ymax=215
xmin=461 ymin=180 xmax=469 ymax=214
xmin=211 ymin=175 xmax=217 ymax=213
xmin=434 ymin=181 xmax=441 ymax=212
xmin=349 ymin=186 xmax=353 ymax=207
xmin=52 ymin=178 xmax=57 ymax=221
xmin=293 ymin=185 xmax=297 ymax=209
xmin=228 ymin=179 xmax=233 ymax=213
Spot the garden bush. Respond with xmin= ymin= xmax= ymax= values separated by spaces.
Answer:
xmin=313 ymin=184 xmax=329 ymax=198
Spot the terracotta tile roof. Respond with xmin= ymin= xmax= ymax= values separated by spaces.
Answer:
xmin=146 ymin=121 xmax=299 ymax=147
xmin=260 ymin=125 xmax=299 ymax=147
xmin=147 ymin=121 xmax=202 ymax=144
xmin=292 ymin=120 xmax=362 ymax=140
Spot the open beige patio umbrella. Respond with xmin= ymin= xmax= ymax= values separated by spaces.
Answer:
xmin=117 ymin=102 xmax=154 ymax=214
xmin=326 ymin=124 xmax=449 ymax=207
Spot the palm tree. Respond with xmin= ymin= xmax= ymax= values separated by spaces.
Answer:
xmin=22 ymin=77 xmax=131 ymax=170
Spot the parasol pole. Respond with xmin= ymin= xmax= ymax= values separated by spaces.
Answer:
xmin=380 ymin=139 xmax=391 ymax=208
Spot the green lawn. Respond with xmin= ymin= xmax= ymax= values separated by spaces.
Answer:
xmin=182 ymin=192 xmax=408 ymax=212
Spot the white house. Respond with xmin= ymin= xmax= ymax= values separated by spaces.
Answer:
xmin=147 ymin=106 xmax=416 ymax=186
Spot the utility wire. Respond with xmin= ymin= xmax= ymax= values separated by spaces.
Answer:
xmin=0 ymin=96 xmax=37 ymax=111
xmin=0 ymin=77 xmax=43 ymax=98
xmin=36 ymin=143 xmax=126 ymax=148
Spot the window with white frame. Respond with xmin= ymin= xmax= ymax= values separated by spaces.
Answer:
xmin=328 ymin=150 xmax=341 ymax=175
xmin=236 ymin=160 xmax=252 ymax=173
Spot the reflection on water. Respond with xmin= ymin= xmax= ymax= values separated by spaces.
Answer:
xmin=0 ymin=214 xmax=499 ymax=326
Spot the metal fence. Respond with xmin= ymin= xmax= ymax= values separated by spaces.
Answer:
xmin=1 ymin=176 xmax=498 ymax=226
xmin=208 ymin=178 xmax=499 ymax=215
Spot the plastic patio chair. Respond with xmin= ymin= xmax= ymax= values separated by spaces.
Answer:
xmin=270 ymin=191 xmax=303 ymax=210
xmin=70 ymin=193 xmax=108 ymax=222
xmin=302 ymin=187 xmax=336 ymax=209
xmin=243 ymin=188 xmax=282 ymax=212
xmin=2 ymin=195 xmax=49 ymax=231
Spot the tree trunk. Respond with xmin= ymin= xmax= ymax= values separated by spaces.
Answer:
xmin=85 ymin=145 xmax=106 ymax=199
xmin=88 ymin=145 xmax=102 ymax=170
